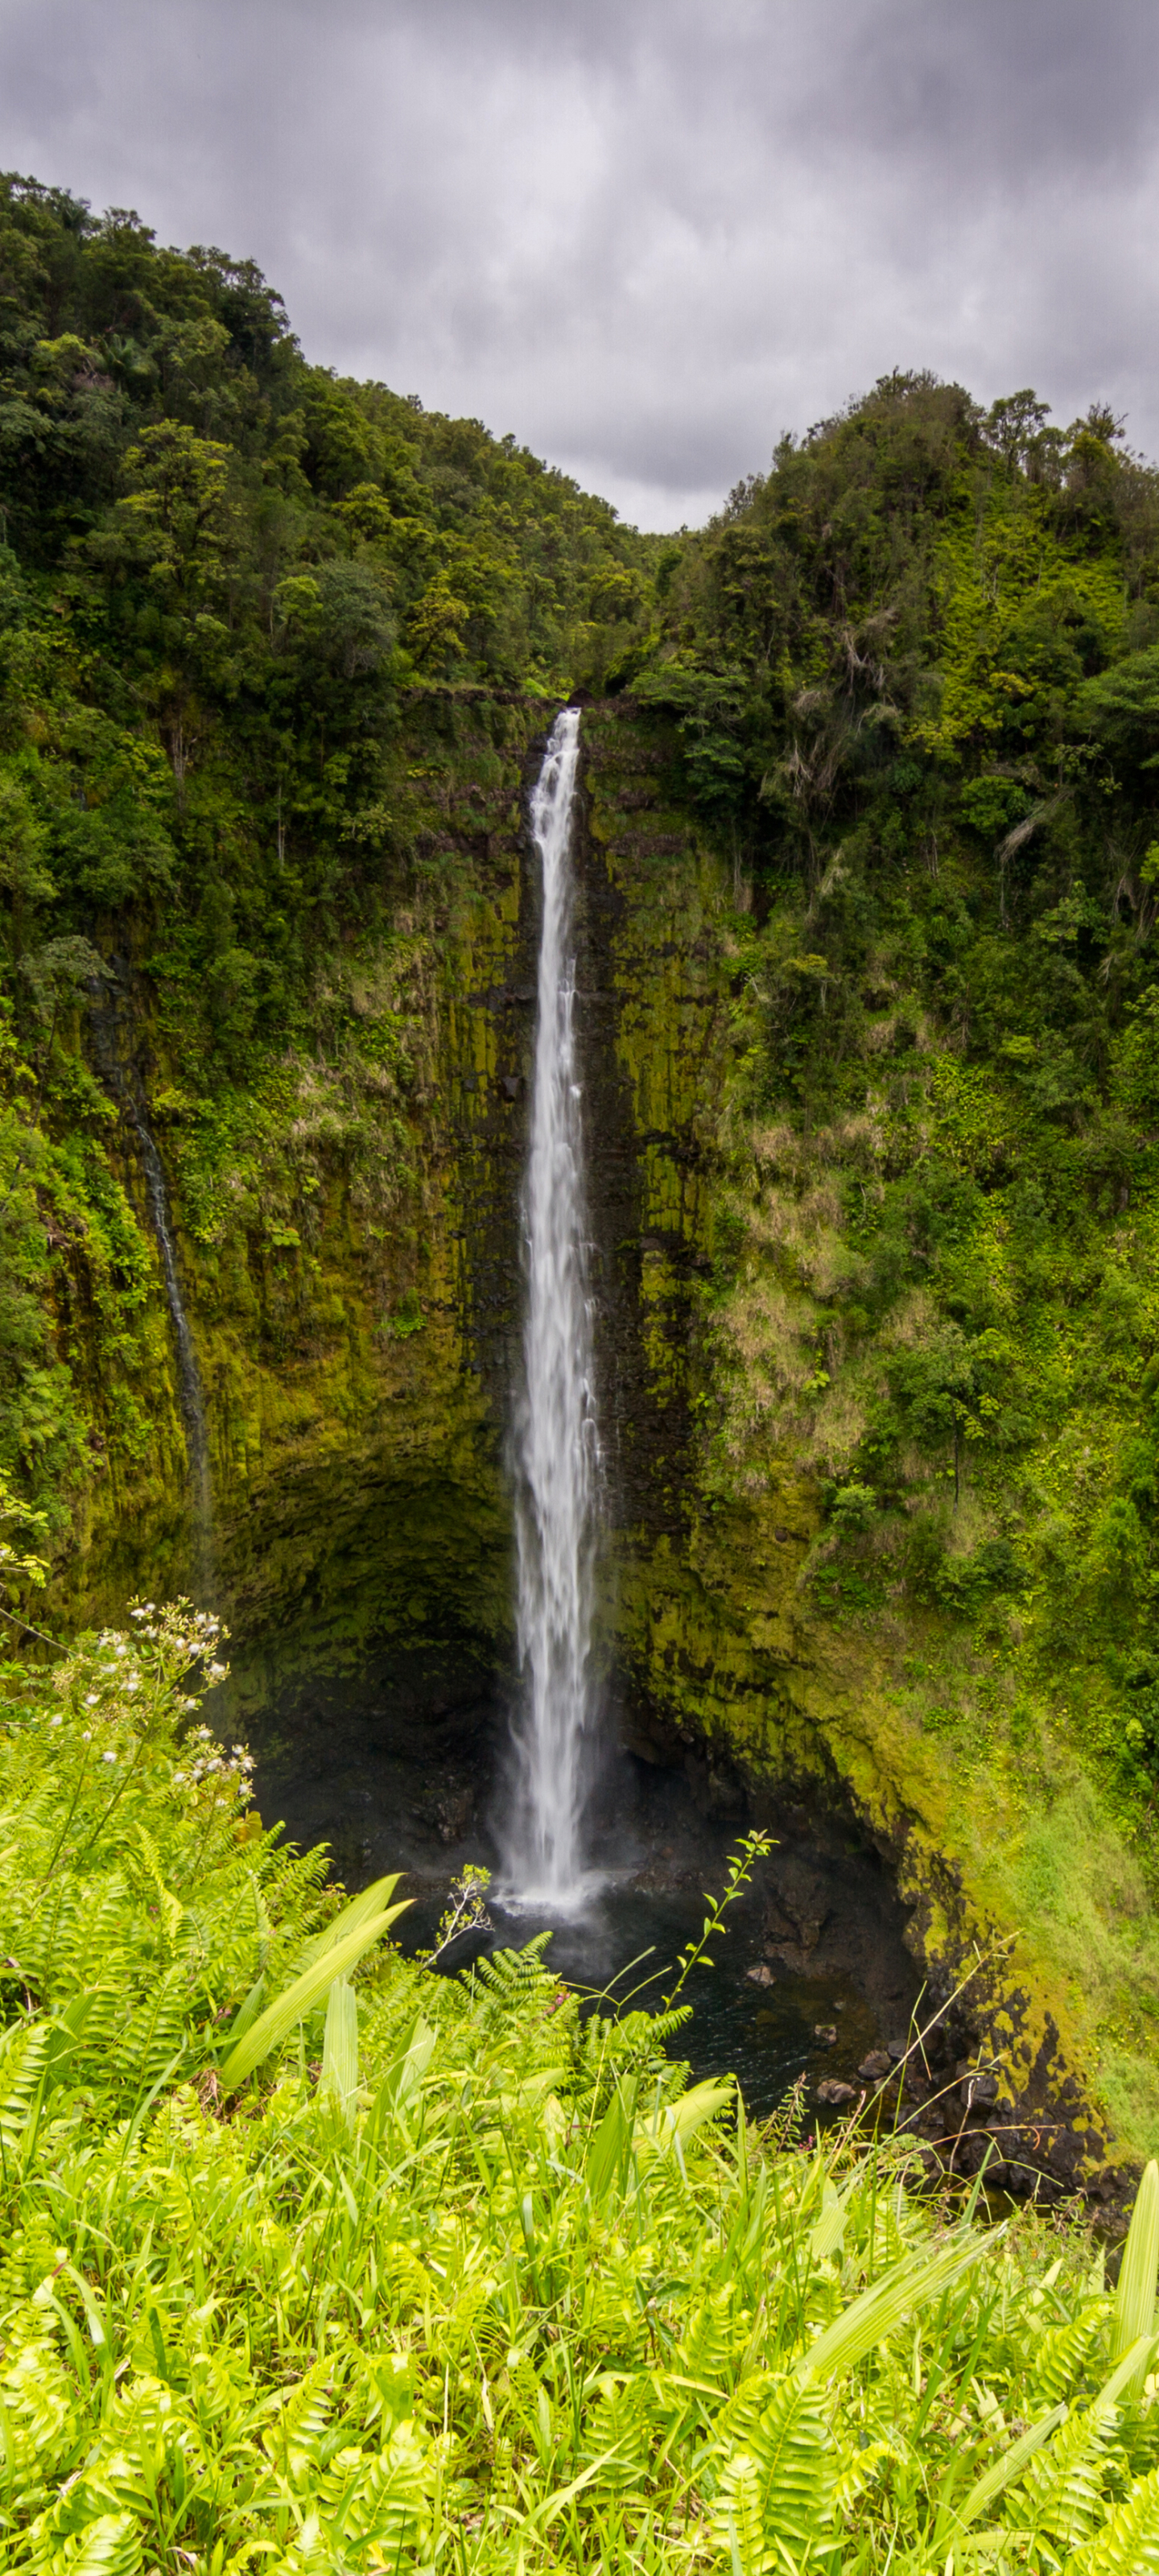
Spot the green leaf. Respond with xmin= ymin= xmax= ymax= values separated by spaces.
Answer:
xmin=586 ymin=2078 xmax=636 ymax=2202
xmin=1070 ymin=2463 xmax=1159 ymax=2574
xmin=797 ymin=2227 xmax=995 ymax=2384
xmin=225 ymin=1973 xmax=266 ymax=2049
xmin=655 ymin=2076 xmax=735 ymax=2147
xmin=952 ymin=2399 xmax=1068 ymax=2533
xmin=295 ymin=1872 xmax=403 ymax=1971
xmin=751 ymin=2372 xmax=832 ymax=2546
xmin=368 ymin=2012 xmax=438 ymax=2137
xmin=217 ymin=1898 xmax=410 ymax=2090
xmin=321 ymin=1972 xmax=358 ymax=2127
xmin=1112 ymin=2160 xmax=1159 ymax=2390
xmin=70 ymin=2516 xmax=142 ymax=2576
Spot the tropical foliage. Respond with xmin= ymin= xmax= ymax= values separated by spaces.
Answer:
xmin=3 ymin=1607 xmax=1159 ymax=2570
xmin=0 ymin=171 xmax=651 ymax=1517
xmin=631 ymin=376 xmax=1159 ymax=1905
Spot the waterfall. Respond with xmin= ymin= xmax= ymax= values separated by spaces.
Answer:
xmin=87 ymin=983 xmax=215 ymax=1596
xmin=504 ymin=708 xmax=600 ymax=1907
xmin=126 ymin=1099 xmax=213 ymax=1553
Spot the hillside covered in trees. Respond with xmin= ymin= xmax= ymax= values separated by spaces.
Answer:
xmin=7 ymin=156 xmax=1159 ymax=2576
xmin=0 ymin=170 xmax=650 ymax=1517
xmin=641 ymin=375 xmax=1159 ymax=1990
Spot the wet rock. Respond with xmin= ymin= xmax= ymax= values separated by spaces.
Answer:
xmin=813 ymin=2023 xmax=838 ymax=2046
xmin=959 ymin=2068 xmax=1000 ymax=2110
xmin=435 ymin=1782 xmax=474 ymax=1842
xmin=858 ymin=2050 xmax=892 ymax=2083
xmin=746 ymin=1962 xmax=773 ymax=1987
xmin=707 ymin=1763 xmax=745 ymax=1815
xmin=817 ymin=2079 xmax=857 ymax=2106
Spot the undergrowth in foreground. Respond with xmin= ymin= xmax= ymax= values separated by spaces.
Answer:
xmin=5 ymin=1612 xmax=1159 ymax=2571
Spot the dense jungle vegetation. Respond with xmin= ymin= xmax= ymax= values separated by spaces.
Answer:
xmin=7 ymin=1608 xmax=1159 ymax=2574
xmin=3 ymin=169 xmax=1157 ymax=1816
xmin=633 ymin=375 xmax=1159 ymax=1993
xmin=8 ymin=168 xmax=1159 ymax=2567
xmin=0 ymin=171 xmax=649 ymax=1525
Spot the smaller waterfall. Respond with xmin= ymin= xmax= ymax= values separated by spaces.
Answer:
xmin=126 ymin=1098 xmax=213 ymax=1549
xmin=504 ymin=708 xmax=600 ymax=1908
xmin=88 ymin=985 xmax=215 ymax=1594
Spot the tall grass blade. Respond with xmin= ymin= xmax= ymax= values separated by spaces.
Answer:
xmin=951 ymin=2399 xmax=1068 ymax=2533
xmin=217 ymin=1900 xmax=410 ymax=2089
xmin=1112 ymin=2159 xmax=1159 ymax=2387
xmin=295 ymin=1872 xmax=402 ymax=1971
xmin=223 ymin=1972 xmax=266 ymax=2057
xmin=586 ymin=2080 xmax=634 ymax=2202
xmin=321 ymin=1972 xmax=358 ymax=2128
xmin=797 ymin=2227 xmax=994 ymax=2384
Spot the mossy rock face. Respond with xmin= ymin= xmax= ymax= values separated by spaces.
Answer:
xmin=51 ymin=698 xmax=547 ymax=1670
xmin=39 ymin=696 xmax=1159 ymax=2190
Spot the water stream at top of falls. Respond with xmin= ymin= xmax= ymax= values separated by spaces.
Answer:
xmin=502 ymin=708 xmax=600 ymax=1909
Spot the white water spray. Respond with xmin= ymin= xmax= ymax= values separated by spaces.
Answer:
xmin=505 ymin=708 xmax=600 ymax=1907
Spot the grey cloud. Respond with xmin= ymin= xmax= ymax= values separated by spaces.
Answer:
xmin=0 ymin=0 xmax=1156 ymax=526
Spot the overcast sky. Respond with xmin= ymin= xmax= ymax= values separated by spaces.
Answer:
xmin=1 ymin=0 xmax=1157 ymax=530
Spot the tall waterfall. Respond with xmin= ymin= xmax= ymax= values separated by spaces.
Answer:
xmin=505 ymin=708 xmax=600 ymax=1906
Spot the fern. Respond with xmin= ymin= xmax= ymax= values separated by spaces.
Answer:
xmin=0 ymin=2019 xmax=48 ymax=2166
xmin=1073 ymin=2465 xmax=1159 ymax=2573
xmin=6 ymin=1603 xmax=1159 ymax=2574
xmin=262 ymin=2355 xmax=335 ymax=2481
xmin=1022 ymin=2401 xmax=1114 ymax=2553
xmin=751 ymin=2373 xmax=833 ymax=2551
xmin=70 ymin=2515 xmax=145 ymax=2575
xmin=714 ymin=2449 xmax=774 ymax=2575
xmin=1034 ymin=2302 xmax=1111 ymax=2407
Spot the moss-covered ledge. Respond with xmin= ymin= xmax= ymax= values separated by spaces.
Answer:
xmin=613 ymin=1479 xmax=1159 ymax=2193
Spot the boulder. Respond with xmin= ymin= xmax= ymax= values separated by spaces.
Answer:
xmin=817 ymin=2079 xmax=856 ymax=2106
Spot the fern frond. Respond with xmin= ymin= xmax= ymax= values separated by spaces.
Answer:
xmin=0 ymin=2016 xmax=48 ymax=2164
xmin=751 ymin=2372 xmax=833 ymax=2550
xmin=262 ymin=2354 xmax=334 ymax=2479
xmin=713 ymin=2448 xmax=774 ymax=2576
xmin=1072 ymin=2464 xmax=1159 ymax=2574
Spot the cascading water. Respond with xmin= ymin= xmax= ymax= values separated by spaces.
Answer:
xmin=504 ymin=708 xmax=600 ymax=1908
xmin=87 ymin=981 xmax=216 ymax=1599
xmin=128 ymin=1103 xmax=213 ymax=1546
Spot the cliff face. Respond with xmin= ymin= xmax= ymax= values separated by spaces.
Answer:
xmin=39 ymin=694 xmax=1159 ymax=2188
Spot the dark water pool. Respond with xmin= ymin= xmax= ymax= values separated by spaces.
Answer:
xmin=396 ymin=1877 xmax=890 ymax=2124
xmin=235 ymin=1645 xmax=922 ymax=2126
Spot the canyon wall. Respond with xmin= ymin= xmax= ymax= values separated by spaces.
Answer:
xmin=42 ymin=693 xmax=1153 ymax=2190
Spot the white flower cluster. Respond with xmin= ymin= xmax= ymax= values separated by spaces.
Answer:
xmin=126 ymin=1603 xmax=229 ymax=1669
xmin=170 ymin=1723 xmax=256 ymax=1805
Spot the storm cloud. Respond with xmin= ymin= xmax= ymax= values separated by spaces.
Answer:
xmin=0 ymin=0 xmax=1156 ymax=526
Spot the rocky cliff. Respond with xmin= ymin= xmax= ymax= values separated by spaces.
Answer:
xmin=31 ymin=691 xmax=1151 ymax=2202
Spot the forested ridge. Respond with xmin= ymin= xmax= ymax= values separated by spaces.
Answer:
xmin=636 ymin=378 xmax=1159 ymax=1937
xmin=0 ymin=171 xmax=649 ymax=1519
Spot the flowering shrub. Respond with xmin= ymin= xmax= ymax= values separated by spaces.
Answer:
xmin=0 ymin=1602 xmax=331 ymax=2112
